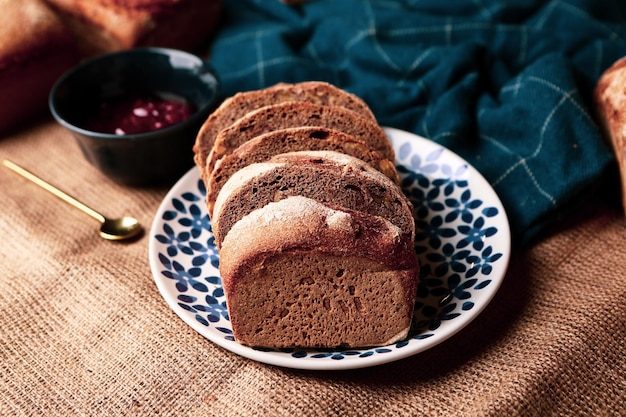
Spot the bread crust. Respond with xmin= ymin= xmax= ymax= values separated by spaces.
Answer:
xmin=193 ymin=81 xmax=377 ymax=174
xmin=0 ymin=0 xmax=79 ymax=132
xmin=205 ymin=101 xmax=394 ymax=179
xmin=206 ymin=126 xmax=399 ymax=216
xmin=220 ymin=196 xmax=419 ymax=348
xmin=594 ymin=56 xmax=626 ymax=213
xmin=1 ymin=0 xmax=219 ymax=131
xmin=44 ymin=0 xmax=221 ymax=55
xmin=212 ymin=150 xmax=414 ymax=248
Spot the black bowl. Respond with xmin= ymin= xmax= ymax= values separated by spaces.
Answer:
xmin=49 ymin=47 xmax=219 ymax=186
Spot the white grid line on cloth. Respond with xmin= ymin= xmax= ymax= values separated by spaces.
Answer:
xmin=215 ymin=24 xmax=528 ymax=93
xmin=383 ymin=20 xmax=536 ymax=57
xmin=212 ymin=30 xmax=256 ymax=46
xmin=219 ymin=56 xmax=307 ymax=81
xmin=501 ymin=75 xmax=523 ymax=97
xmin=593 ymin=41 xmax=605 ymax=79
xmin=518 ymin=25 xmax=528 ymax=65
xmin=481 ymin=133 xmax=516 ymax=157
xmin=214 ymin=18 xmax=553 ymax=85
xmin=479 ymin=75 xmax=592 ymax=206
xmin=472 ymin=0 xmax=495 ymax=21
xmin=305 ymin=41 xmax=323 ymax=68
xmin=323 ymin=1 xmax=402 ymax=81
xmin=398 ymin=49 xmax=435 ymax=86
xmin=387 ymin=21 xmax=494 ymax=38
xmin=533 ymin=0 xmax=623 ymax=40
xmin=474 ymin=72 xmax=596 ymax=208
xmin=372 ymin=29 xmax=404 ymax=74
xmin=304 ymin=41 xmax=342 ymax=87
xmin=433 ymin=130 xmax=462 ymax=142
xmin=420 ymin=83 xmax=433 ymax=140
xmin=527 ymin=76 xmax=596 ymax=127
xmin=212 ymin=1 xmax=623 ymax=55
xmin=558 ymin=0 xmax=623 ymax=40
xmin=481 ymin=134 xmax=557 ymax=206
xmin=538 ymin=87 xmax=577 ymax=142
xmin=520 ymin=159 xmax=557 ymax=206
xmin=364 ymin=0 xmax=404 ymax=74
xmin=533 ymin=0 xmax=558 ymax=30
xmin=345 ymin=29 xmax=370 ymax=50
xmin=445 ymin=17 xmax=453 ymax=46
xmin=254 ymin=29 xmax=266 ymax=87
xmin=364 ymin=0 xmax=375 ymax=25
xmin=209 ymin=1 xmax=626 ymax=98
xmin=341 ymin=2 xmax=413 ymax=78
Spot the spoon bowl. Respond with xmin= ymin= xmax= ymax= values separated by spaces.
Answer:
xmin=100 ymin=216 xmax=143 ymax=241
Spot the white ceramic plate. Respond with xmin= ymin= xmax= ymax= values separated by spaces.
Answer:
xmin=149 ymin=127 xmax=511 ymax=370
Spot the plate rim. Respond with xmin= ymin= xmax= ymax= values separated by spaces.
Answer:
xmin=148 ymin=127 xmax=511 ymax=370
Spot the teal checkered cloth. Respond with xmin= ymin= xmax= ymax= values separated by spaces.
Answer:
xmin=207 ymin=0 xmax=626 ymax=245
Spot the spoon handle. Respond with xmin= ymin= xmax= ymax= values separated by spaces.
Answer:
xmin=3 ymin=159 xmax=106 ymax=224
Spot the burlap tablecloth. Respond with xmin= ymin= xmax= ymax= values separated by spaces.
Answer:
xmin=0 ymin=119 xmax=624 ymax=416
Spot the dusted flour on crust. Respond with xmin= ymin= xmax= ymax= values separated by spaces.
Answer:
xmin=219 ymin=196 xmax=419 ymax=349
xmin=205 ymin=126 xmax=399 ymax=217
xmin=212 ymin=150 xmax=414 ymax=248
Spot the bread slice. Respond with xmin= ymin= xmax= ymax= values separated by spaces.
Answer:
xmin=205 ymin=101 xmax=394 ymax=178
xmin=206 ymin=126 xmax=399 ymax=216
xmin=219 ymin=196 xmax=420 ymax=348
xmin=594 ymin=56 xmax=626 ymax=213
xmin=212 ymin=150 xmax=414 ymax=248
xmin=193 ymin=81 xmax=377 ymax=173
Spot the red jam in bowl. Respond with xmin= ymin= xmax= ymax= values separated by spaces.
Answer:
xmin=87 ymin=95 xmax=195 ymax=135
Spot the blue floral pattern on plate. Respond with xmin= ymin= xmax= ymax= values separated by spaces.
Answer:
xmin=149 ymin=127 xmax=511 ymax=370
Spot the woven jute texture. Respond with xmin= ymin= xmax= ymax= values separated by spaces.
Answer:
xmin=1 ymin=121 xmax=625 ymax=416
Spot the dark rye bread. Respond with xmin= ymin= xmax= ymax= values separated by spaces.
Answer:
xmin=205 ymin=126 xmax=399 ymax=217
xmin=205 ymin=101 xmax=395 ymax=176
xmin=219 ymin=196 xmax=419 ymax=348
xmin=212 ymin=150 xmax=415 ymax=248
xmin=192 ymin=81 xmax=377 ymax=174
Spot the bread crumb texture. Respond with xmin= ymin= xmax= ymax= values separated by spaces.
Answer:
xmin=220 ymin=197 xmax=418 ymax=349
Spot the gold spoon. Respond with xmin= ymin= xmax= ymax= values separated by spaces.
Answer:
xmin=3 ymin=159 xmax=143 ymax=241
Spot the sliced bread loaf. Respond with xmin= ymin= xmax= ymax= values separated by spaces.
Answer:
xmin=205 ymin=126 xmax=399 ymax=217
xmin=193 ymin=81 xmax=376 ymax=173
xmin=212 ymin=150 xmax=414 ymax=248
xmin=205 ymin=101 xmax=395 ymax=176
xmin=219 ymin=196 xmax=419 ymax=348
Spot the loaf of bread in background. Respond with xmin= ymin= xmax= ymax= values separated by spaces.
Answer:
xmin=0 ymin=0 xmax=222 ymax=134
xmin=0 ymin=0 xmax=79 ymax=133
xmin=219 ymin=196 xmax=419 ymax=349
xmin=594 ymin=56 xmax=626 ymax=213
xmin=43 ymin=0 xmax=222 ymax=56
